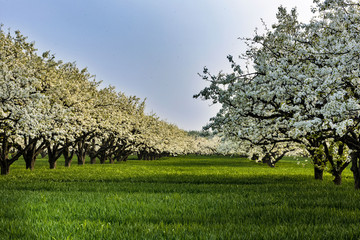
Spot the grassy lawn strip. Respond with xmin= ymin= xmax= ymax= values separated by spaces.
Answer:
xmin=1 ymin=155 xmax=359 ymax=239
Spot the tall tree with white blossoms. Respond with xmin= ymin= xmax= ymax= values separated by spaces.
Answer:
xmin=0 ymin=28 xmax=55 ymax=174
xmin=195 ymin=0 xmax=360 ymax=186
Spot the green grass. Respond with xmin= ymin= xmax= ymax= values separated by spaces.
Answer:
xmin=1 ymin=155 xmax=360 ymax=240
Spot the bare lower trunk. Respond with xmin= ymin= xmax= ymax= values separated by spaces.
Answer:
xmin=22 ymin=139 xmax=46 ymax=171
xmin=47 ymin=145 xmax=61 ymax=170
xmin=25 ymin=157 xmax=36 ymax=170
xmin=264 ymin=159 xmax=275 ymax=167
xmin=306 ymin=142 xmax=326 ymax=181
xmin=63 ymin=139 xmax=74 ymax=167
xmin=314 ymin=166 xmax=323 ymax=180
xmin=89 ymin=139 xmax=97 ymax=164
xmin=90 ymin=156 xmax=96 ymax=164
xmin=322 ymin=141 xmax=348 ymax=186
xmin=77 ymin=154 xmax=85 ymax=165
xmin=64 ymin=158 xmax=72 ymax=167
xmin=350 ymin=151 xmax=360 ymax=190
xmin=333 ymin=174 xmax=342 ymax=185
xmin=99 ymin=155 xmax=106 ymax=164
xmin=76 ymin=140 xmax=87 ymax=165
xmin=49 ymin=160 xmax=57 ymax=169
xmin=0 ymin=161 xmax=10 ymax=175
xmin=63 ymin=148 xmax=74 ymax=167
xmin=261 ymin=154 xmax=275 ymax=168
xmin=330 ymin=167 xmax=348 ymax=186
xmin=23 ymin=143 xmax=36 ymax=170
xmin=64 ymin=150 xmax=73 ymax=167
xmin=1 ymin=136 xmax=24 ymax=175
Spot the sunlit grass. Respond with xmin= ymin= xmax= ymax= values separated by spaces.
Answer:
xmin=1 ymin=155 xmax=359 ymax=239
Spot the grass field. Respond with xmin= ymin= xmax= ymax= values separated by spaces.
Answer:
xmin=1 ymin=155 xmax=360 ymax=240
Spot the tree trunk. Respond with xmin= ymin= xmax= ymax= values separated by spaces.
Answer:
xmin=64 ymin=152 xmax=73 ymax=167
xmin=1 ymin=135 xmax=27 ymax=175
xmin=0 ymin=161 xmax=10 ymax=175
xmin=22 ymin=138 xmax=46 ymax=170
xmin=77 ymin=153 xmax=86 ymax=165
xmin=47 ymin=144 xmax=62 ymax=170
xmin=49 ymin=160 xmax=57 ymax=169
xmin=261 ymin=154 xmax=275 ymax=167
xmin=350 ymin=151 xmax=360 ymax=190
xmin=322 ymin=141 xmax=348 ymax=186
xmin=314 ymin=166 xmax=323 ymax=180
xmin=23 ymin=142 xmax=37 ymax=170
xmin=99 ymin=154 xmax=106 ymax=164
xmin=333 ymin=173 xmax=342 ymax=185
xmin=90 ymin=156 xmax=96 ymax=164
xmin=64 ymin=157 xmax=72 ymax=167
xmin=89 ymin=139 xmax=97 ymax=164
xmin=63 ymin=147 xmax=74 ymax=167
xmin=76 ymin=140 xmax=87 ymax=165
xmin=25 ymin=156 xmax=36 ymax=170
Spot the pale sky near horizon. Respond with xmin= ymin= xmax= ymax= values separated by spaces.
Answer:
xmin=1 ymin=0 xmax=314 ymax=130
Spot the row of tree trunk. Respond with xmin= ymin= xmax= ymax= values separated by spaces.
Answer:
xmin=0 ymin=133 xmax=162 ymax=175
xmin=252 ymin=139 xmax=352 ymax=186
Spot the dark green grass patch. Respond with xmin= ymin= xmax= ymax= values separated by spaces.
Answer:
xmin=1 ymin=155 xmax=359 ymax=239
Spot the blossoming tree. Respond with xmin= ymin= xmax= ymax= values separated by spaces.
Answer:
xmin=0 ymin=29 xmax=55 ymax=174
xmin=195 ymin=0 xmax=360 ymax=186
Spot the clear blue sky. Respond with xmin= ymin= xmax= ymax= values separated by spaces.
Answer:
xmin=1 ymin=0 xmax=313 ymax=130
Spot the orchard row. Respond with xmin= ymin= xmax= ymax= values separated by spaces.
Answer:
xmin=0 ymin=28 xmax=216 ymax=175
